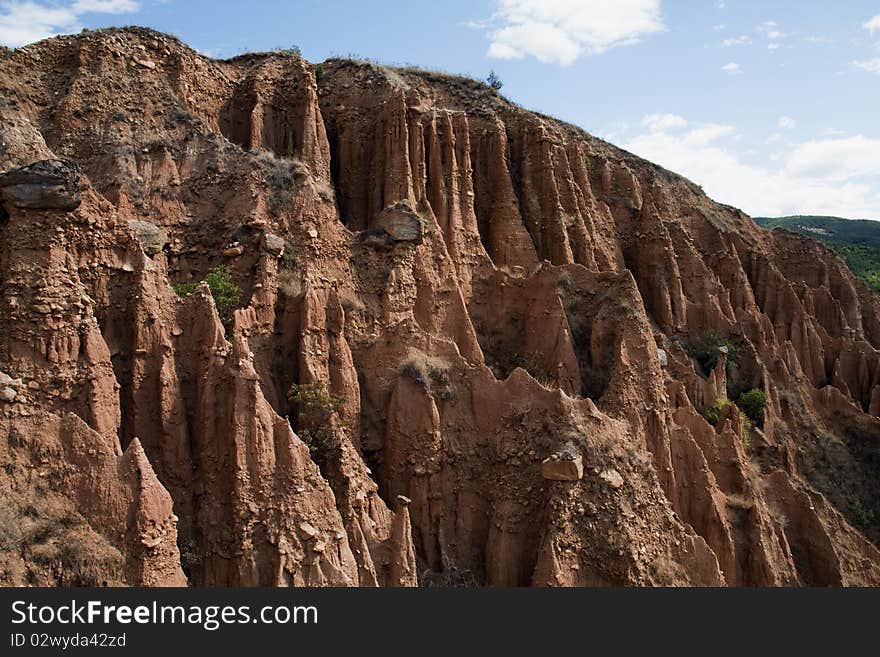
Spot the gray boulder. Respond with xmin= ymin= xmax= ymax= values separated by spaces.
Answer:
xmin=128 ymin=219 xmax=168 ymax=256
xmin=375 ymin=201 xmax=424 ymax=243
xmin=262 ymin=232 xmax=286 ymax=257
xmin=0 ymin=159 xmax=82 ymax=211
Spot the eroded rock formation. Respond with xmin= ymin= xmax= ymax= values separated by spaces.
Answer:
xmin=1 ymin=28 xmax=878 ymax=587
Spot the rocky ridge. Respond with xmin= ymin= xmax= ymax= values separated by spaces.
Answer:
xmin=1 ymin=27 xmax=879 ymax=586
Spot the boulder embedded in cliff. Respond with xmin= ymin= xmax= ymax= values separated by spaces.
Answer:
xmin=262 ymin=232 xmax=286 ymax=257
xmin=128 ymin=220 xmax=168 ymax=256
xmin=542 ymin=450 xmax=584 ymax=481
xmin=0 ymin=159 xmax=82 ymax=211
xmin=375 ymin=201 xmax=424 ymax=243
xmin=657 ymin=348 xmax=668 ymax=368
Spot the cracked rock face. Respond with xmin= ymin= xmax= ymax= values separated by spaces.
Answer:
xmin=1 ymin=27 xmax=879 ymax=588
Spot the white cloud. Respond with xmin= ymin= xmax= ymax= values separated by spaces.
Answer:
xmin=778 ymin=116 xmax=796 ymax=129
xmin=72 ymin=0 xmax=138 ymax=12
xmin=864 ymin=15 xmax=880 ymax=34
xmin=642 ymin=113 xmax=688 ymax=132
xmin=484 ymin=0 xmax=664 ymax=65
xmin=853 ymin=57 xmax=880 ymax=74
xmin=623 ymin=115 xmax=880 ymax=218
xmin=768 ymin=42 xmax=780 ymax=51
xmin=0 ymin=0 xmax=139 ymax=47
xmin=785 ymin=136 xmax=880 ymax=181
xmin=722 ymin=35 xmax=751 ymax=47
xmin=684 ymin=123 xmax=735 ymax=146
xmin=721 ymin=62 xmax=741 ymax=74
xmin=757 ymin=21 xmax=786 ymax=40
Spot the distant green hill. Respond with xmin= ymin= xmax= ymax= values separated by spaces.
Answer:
xmin=754 ymin=215 xmax=880 ymax=292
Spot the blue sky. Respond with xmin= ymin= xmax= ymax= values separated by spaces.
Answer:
xmin=2 ymin=1 xmax=879 ymax=219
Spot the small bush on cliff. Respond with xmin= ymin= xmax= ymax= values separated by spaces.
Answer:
xmin=737 ymin=388 xmax=767 ymax=426
xmin=253 ymin=150 xmax=306 ymax=214
xmin=172 ymin=265 xmax=241 ymax=326
xmin=705 ymin=398 xmax=752 ymax=447
xmin=682 ymin=332 xmax=739 ymax=377
xmin=203 ymin=265 xmax=241 ymax=323
xmin=287 ymin=382 xmax=345 ymax=463
xmin=705 ymin=398 xmax=730 ymax=426
xmin=849 ymin=497 xmax=875 ymax=528
xmin=315 ymin=63 xmax=325 ymax=82
xmin=486 ymin=70 xmax=503 ymax=91
xmin=401 ymin=351 xmax=453 ymax=399
xmin=171 ymin=281 xmax=197 ymax=297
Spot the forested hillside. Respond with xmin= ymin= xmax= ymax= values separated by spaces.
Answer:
xmin=755 ymin=216 xmax=880 ymax=291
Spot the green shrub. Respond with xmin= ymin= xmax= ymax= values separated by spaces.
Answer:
xmin=737 ymin=388 xmax=767 ymax=425
xmin=682 ymin=332 xmax=739 ymax=377
xmin=203 ymin=265 xmax=241 ymax=323
xmin=486 ymin=70 xmax=503 ymax=91
xmin=705 ymin=398 xmax=752 ymax=448
xmin=315 ymin=63 xmax=325 ymax=82
xmin=705 ymin=398 xmax=731 ymax=426
xmin=850 ymin=497 xmax=875 ymax=528
xmin=172 ymin=265 xmax=241 ymax=326
xmin=171 ymin=281 xmax=197 ymax=297
xmin=287 ymin=382 xmax=345 ymax=463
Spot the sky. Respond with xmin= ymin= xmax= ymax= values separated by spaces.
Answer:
xmin=1 ymin=0 xmax=879 ymax=219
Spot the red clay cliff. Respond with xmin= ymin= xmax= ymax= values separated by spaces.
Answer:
xmin=1 ymin=28 xmax=879 ymax=587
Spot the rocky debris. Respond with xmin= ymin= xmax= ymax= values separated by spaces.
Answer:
xmin=375 ymin=201 xmax=424 ymax=243
xmin=0 ymin=159 xmax=81 ymax=210
xmin=128 ymin=219 xmax=168 ymax=255
xmin=0 ymin=371 xmax=22 ymax=387
xmin=0 ymin=371 xmax=22 ymax=402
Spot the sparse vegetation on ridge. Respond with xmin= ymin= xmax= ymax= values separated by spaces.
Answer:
xmin=486 ymin=70 xmax=503 ymax=91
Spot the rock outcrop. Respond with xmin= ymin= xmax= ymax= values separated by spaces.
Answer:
xmin=0 ymin=160 xmax=82 ymax=211
xmin=1 ymin=27 xmax=879 ymax=587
